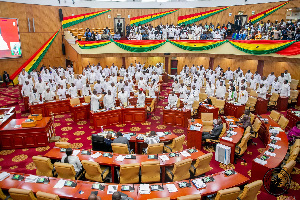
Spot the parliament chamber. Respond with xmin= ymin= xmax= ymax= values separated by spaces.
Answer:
xmin=0 ymin=0 xmax=300 ymax=199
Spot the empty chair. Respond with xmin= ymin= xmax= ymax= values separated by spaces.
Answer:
xmin=84 ymin=95 xmax=91 ymax=103
xmin=177 ymin=194 xmax=201 ymax=200
xmin=192 ymin=100 xmax=200 ymax=116
xmin=147 ymin=143 xmax=164 ymax=154
xmin=250 ymin=118 xmax=262 ymax=145
xmin=215 ymin=187 xmax=240 ymax=200
xmin=278 ymin=115 xmax=289 ymax=130
xmin=147 ymin=98 xmax=156 ymax=117
xmin=210 ymin=96 xmax=217 ymax=105
xmin=268 ymin=93 xmax=279 ymax=108
xmin=286 ymin=147 xmax=299 ymax=164
xmin=54 ymin=162 xmax=81 ymax=180
xmin=199 ymin=93 xmax=207 ymax=102
xmin=119 ymin=163 xmax=140 ymax=184
xmin=288 ymin=90 xmax=299 ymax=104
xmin=249 ymin=113 xmax=255 ymax=124
xmin=36 ymin=191 xmax=60 ymax=200
xmin=235 ymin=132 xmax=251 ymax=163
xmin=0 ymin=188 xmax=7 ymax=200
xmin=269 ymin=110 xmax=281 ymax=122
xmin=215 ymin=99 xmax=225 ymax=114
xmin=32 ymin=156 xmax=55 ymax=177
xmin=201 ymin=113 xmax=214 ymax=132
xmin=164 ymin=135 xmax=185 ymax=153
xmin=92 ymin=134 xmax=111 ymax=152
xmin=278 ymin=160 xmax=296 ymax=187
xmin=9 ymin=188 xmax=37 ymax=200
xmin=249 ymin=90 xmax=258 ymax=98
xmin=81 ymin=160 xmax=110 ymax=182
xmin=141 ymin=161 xmax=160 ymax=183
xmin=176 ymin=98 xmax=181 ymax=108
xmin=111 ymin=143 xmax=130 ymax=154
xmin=190 ymin=153 xmax=213 ymax=177
xmin=166 ymin=158 xmax=192 ymax=182
xmin=290 ymin=79 xmax=299 ymax=90
xmin=55 ymin=142 xmax=71 ymax=148
xmin=70 ymin=97 xmax=80 ymax=106
xmin=238 ymin=180 xmax=263 ymax=200
xmin=245 ymin=97 xmax=257 ymax=112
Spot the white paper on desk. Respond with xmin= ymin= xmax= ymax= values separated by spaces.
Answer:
xmin=180 ymin=151 xmax=191 ymax=157
xmin=225 ymin=119 xmax=234 ymax=122
xmin=272 ymin=127 xmax=284 ymax=132
xmin=227 ymin=131 xmax=237 ymax=135
xmin=25 ymin=175 xmax=39 ymax=183
xmin=72 ymin=150 xmax=80 ymax=156
xmin=14 ymin=125 xmax=21 ymax=129
xmin=166 ymin=184 xmax=178 ymax=193
xmin=0 ymin=172 xmax=10 ymax=181
xmin=139 ymin=184 xmax=150 ymax=194
xmin=265 ymin=151 xmax=276 ymax=157
xmin=191 ymin=126 xmax=201 ymax=131
xmin=107 ymin=185 xmax=118 ymax=194
xmin=116 ymin=155 xmax=125 ymax=162
xmin=230 ymin=125 xmax=238 ymax=128
xmin=270 ymin=136 xmax=281 ymax=141
xmin=254 ymin=158 xmax=267 ymax=165
xmin=91 ymin=152 xmax=102 ymax=159
xmin=268 ymin=143 xmax=281 ymax=149
xmin=222 ymin=137 xmax=233 ymax=142
xmin=269 ymin=129 xmax=279 ymax=134
xmin=192 ymin=178 xmax=206 ymax=189
xmin=53 ymin=180 xmax=65 ymax=189
xmin=156 ymin=132 xmax=165 ymax=137
xmin=159 ymin=155 xmax=169 ymax=162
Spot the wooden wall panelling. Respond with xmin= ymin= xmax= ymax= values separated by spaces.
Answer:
xmin=264 ymin=61 xmax=300 ymax=80
xmin=176 ymin=57 xmax=210 ymax=73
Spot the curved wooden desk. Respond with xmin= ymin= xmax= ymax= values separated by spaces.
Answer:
xmin=163 ymin=108 xmax=191 ymax=128
xmin=0 ymin=107 xmax=16 ymax=129
xmin=224 ymin=102 xmax=245 ymax=118
xmin=251 ymin=115 xmax=289 ymax=184
xmin=44 ymin=147 xmax=204 ymax=183
xmin=0 ymin=170 xmax=249 ymax=200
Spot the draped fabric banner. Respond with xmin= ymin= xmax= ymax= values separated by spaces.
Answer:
xmin=62 ymin=9 xmax=111 ymax=29
xmin=276 ymin=41 xmax=300 ymax=56
xmin=229 ymin=40 xmax=295 ymax=55
xmin=248 ymin=1 xmax=289 ymax=24
xmin=77 ymin=40 xmax=111 ymax=49
xmin=11 ymin=31 xmax=59 ymax=84
xmin=178 ymin=7 xmax=229 ymax=26
xmin=168 ymin=40 xmax=226 ymax=51
xmin=111 ymin=40 xmax=166 ymax=52
xmin=130 ymin=9 xmax=178 ymax=26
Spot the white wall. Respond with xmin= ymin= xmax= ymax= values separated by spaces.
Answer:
xmin=0 ymin=0 xmax=286 ymax=8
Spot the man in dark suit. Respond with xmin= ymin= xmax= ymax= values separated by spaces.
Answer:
xmin=113 ymin=132 xmax=130 ymax=151
xmin=117 ymin=20 xmax=123 ymax=36
xmin=3 ymin=71 xmax=14 ymax=87
xmin=202 ymin=119 xmax=223 ymax=140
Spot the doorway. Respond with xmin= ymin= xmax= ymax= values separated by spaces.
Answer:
xmin=171 ymin=60 xmax=178 ymax=75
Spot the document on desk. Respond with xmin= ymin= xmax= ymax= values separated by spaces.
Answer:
xmin=159 ymin=155 xmax=169 ymax=162
xmin=116 ymin=155 xmax=125 ymax=162
xmin=180 ymin=151 xmax=191 ymax=157
xmin=264 ymin=151 xmax=276 ymax=157
xmin=25 ymin=175 xmax=39 ymax=183
xmin=190 ymin=125 xmax=201 ymax=131
xmin=91 ymin=152 xmax=102 ymax=159
xmin=225 ymin=119 xmax=234 ymax=122
xmin=271 ymin=127 xmax=284 ymax=132
xmin=166 ymin=184 xmax=178 ymax=193
xmin=268 ymin=143 xmax=281 ymax=149
xmin=222 ymin=137 xmax=233 ymax=142
xmin=53 ymin=180 xmax=65 ymax=189
xmin=254 ymin=158 xmax=267 ymax=165
xmin=270 ymin=136 xmax=281 ymax=141
xmin=139 ymin=184 xmax=150 ymax=194
xmin=0 ymin=172 xmax=10 ymax=181
xmin=229 ymin=125 xmax=238 ymax=128
xmin=227 ymin=131 xmax=237 ymax=135
xmin=72 ymin=150 xmax=80 ymax=156
xmin=156 ymin=132 xmax=165 ymax=137
xmin=107 ymin=185 xmax=118 ymax=194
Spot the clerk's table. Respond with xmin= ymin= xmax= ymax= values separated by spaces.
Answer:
xmin=187 ymin=119 xmax=203 ymax=150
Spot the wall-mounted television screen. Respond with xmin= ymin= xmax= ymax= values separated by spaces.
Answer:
xmin=0 ymin=18 xmax=22 ymax=59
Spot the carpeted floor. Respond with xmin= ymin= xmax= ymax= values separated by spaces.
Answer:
xmin=0 ymin=84 xmax=299 ymax=200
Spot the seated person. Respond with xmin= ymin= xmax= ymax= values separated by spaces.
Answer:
xmin=113 ymin=32 xmax=121 ymax=40
xmin=145 ymin=131 xmax=160 ymax=145
xmin=236 ymin=110 xmax=252 ymax=129
xmin=112 ymin=191 xmax=134 ymax=200
xmin=113 ymin=132 xmax=130 ymax=151
xmin=88 ymin=194 xmax=101 ymax=200
xmin=104 ymin=132 xmax=113 ymax=152
xmin=137 ymin=89 xmax=145 ymax=107
xmin=287 ymin=121 xmax=300 ymax=143
xmin=202 ymin=119 xmax=223 ymax=140
xmin=168 ymin=91 xmax=178 ymax=108
xmin=3 ymin=71 xmax=14 ymax=87
xmin=61 ymin=148 xmax=82 ymax=173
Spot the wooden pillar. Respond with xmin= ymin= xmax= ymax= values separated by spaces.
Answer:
xmin=165 ymin=57 xmax=169 ymax=74
xmin=209 ymin=57 xmax=214 ymax=70
xmin=122 ymin=57 xmax=126 ymax=67
xmin=257 ymin=60 xmax=264 ymax=76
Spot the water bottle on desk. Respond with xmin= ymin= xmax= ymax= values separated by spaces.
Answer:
xmin=100 ymin=126 xmax=104 ymax=133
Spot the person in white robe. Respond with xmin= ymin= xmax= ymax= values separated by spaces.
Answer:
xmin=103 ymin=90 xmax=115 ymax=109
xmin=215 ymin=82 xmax=226 ymax=99
xmin=271 ymin=78 xmax=280 ymax=94
xmin=42 ymin=87 xmax=55 ymax=102
xmin=238 ymin=86 xmax=248 ymax=105
xmin=206 ymin=82 xmax=215 ymax=97
xmin=111 ymin=64 xmax=118 ymax=76
xmin=168 ymin=91 xmax=178 ymax=108
xmin=57 ymin=84 xmax=67 ymax=100
xmin=29 ymin=88 xmax=40 ymax=104
xmin=137 ymin=89 xmax=146 ymax=107
xmin=118 ymin=88 xmax=129 ymax=106
xmin=82 ymin=84 xmax=91 ymax=96
xmin=280 ymin=80 xmax=290 ymax=97
xmin=35 ymin=79 xmax=46 ymax=96
xmin=119 ymin=66 xmax=126 ymax=77
xmin=94 ymin=80 xmax=102 ymax=94
xmin=179 ymin=83 xmax=187 ymax=99
xmin=267 ymin=72 xmax=276 ymax=86
xmin=245 ymin=70 xmax=253 ymax=83
xmin=68 ymin=83 xmax=78 ymax=98
xmin=228 ymin=86 xmax=237 ymax=101
xmin=250 ymin=76 xmax=257 ymax=90
xmin=89 ymin=70 xmax=96 ymax=84
xmin=257 ymin=84 xmax=267 ymax=99
xmin=172 ymin=79 xmax=180 ymax=93
xmin=284 ymin=70 xmax=291 ymax=83
xmin=147 ymin=83 xmax=156 ymax=97
xmin=21 ymin=81 xmax=32 ymax=97
xmin=90 ymin=90 xmax=102 ymax=112
xmin=110 ymin=73 xmax=117 ymax=85
xmin=138 ymin=77 xmax=147 ymax=91
xmin=190 ymin=85 xmax=199 ymax=101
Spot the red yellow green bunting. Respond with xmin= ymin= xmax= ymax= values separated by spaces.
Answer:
xmin=11 ymin=31 xmax=59 ymax=84
xmin=130 ymin=9 xmax=178 ymax=26
xmin=229 ymin=40 xmax=295 ymax=55
xmin=112 ymin=40 xmax=166 ymax=52
xmin=276 ymin=41 xmax=300 ymax=56
xmin=62 ymin=9 xmax=111 ymax=29
xmin=168 ymin=40 xmax=226 ymax=51
xmin=248 ymin=2 xmax=289 ymax=24
xmin=77 ymin=40 xmax=111 ymax=49
xmin=178 ymin=7 xmax=229 ymax=26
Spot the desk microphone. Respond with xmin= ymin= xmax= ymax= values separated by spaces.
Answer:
xmin=161 ymin=182 xmax=164 ymax=189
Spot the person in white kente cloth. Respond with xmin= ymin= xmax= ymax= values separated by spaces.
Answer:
xmin=168 ymin=91 xmax=178 ymax=108
xmin=215 ymin=81 xmax=226 ymax=99
xmin=82 ymin=83 xmax=91 ymax=96
xmin=137 ymin=89 xmax=145 ymax=107
xmin=280 ymin=80 xmax=290 ymax=97
xmin=118 ymin=88 xmax=129 ymax=107
xmin=90 ymin=90 xmax=102 ymax=112
xmin=184 ymin=92 xmax=194 ymax=111
xmin=257 ymin=84 xmax=267 ymax=99
xmin=42 ymin=87 xmax=55 ymax=102
xmin=29 ymin=88 xmax=40 ymax=104
xmin=103 ymin=90 xmax=115 ymax=110
xmin=172 ymin=79 xmax=180 ymax=93
xmin=68 ymin=83 xmax=78 ymax=98
xmin=238 ymin=86 xmax=248 ymax=105
xmin=57 ymin=84 xmax=67 ymax=100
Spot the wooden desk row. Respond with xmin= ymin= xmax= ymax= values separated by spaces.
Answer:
xmin=286 ymin=110 xmax=300 ymax=131
xmin=198 ymin=104 xmax=219 ymax=119
xmin=0 ymin=117 xmax=53 ymax=150
xmin=163 ymin=108 xmax=191 ymax=128
xmin=0 ymin=107 xmax=16 ymax=129
xmin=0 ymin=170 xmax=249 ymax=200
xmin=45 ymin=146 xmax=198 ymax=183
xmin=251 ymin=115 xmax=289 ymax=186
xmin=224 ymin=102 xmax=245 ymax=118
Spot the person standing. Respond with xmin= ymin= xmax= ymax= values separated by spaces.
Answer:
xmin=91 ymin=90 xmax=102 ymax=112
xmin=3 ymin=71 xmax=14 ymax=87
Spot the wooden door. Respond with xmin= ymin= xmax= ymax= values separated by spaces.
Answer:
xmin=171 ymin=60 xmax=178 ymax=75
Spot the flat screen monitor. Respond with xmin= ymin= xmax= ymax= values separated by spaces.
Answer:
xmin=0 ymin=18 xmax=22 ymax=59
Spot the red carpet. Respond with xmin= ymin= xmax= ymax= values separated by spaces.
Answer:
xmin=0 ymin=84 xmax=299 ymax=199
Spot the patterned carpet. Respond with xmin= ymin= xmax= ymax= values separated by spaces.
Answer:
xmin=0 ymin=84 xmax=299 ymax=200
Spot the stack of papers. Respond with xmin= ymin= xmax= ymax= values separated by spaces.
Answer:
xmin=0 ymin=172 xmax=10 ymax=181
xmin=225 ymin=119 xmax=234 ymax=122
xmin=25 ymin=175 xmax=39 ymax=183
xmin=123 ymin=134 xmax=132 ymax=140
xmin=190 ymin=125 xmax=201 ymax=131
xmin=159 ymin=155 xmax=169 ymax=162
xmin=254 ymin=158 xmax=267 ymax=165
xmin=91 ymin=152 xmax=102 ymax=159
xmin=72 ymin=150 xmax=80 ymax=156
xmin=269 ymin=129 xmax=279 ymax=134
xmin=166 ymin=184 xmax=178 ymax=193
xmin=139 ymin=184 xmax=150 ymax=194
xmin=271 ymin=127 xmax=284 ymax=132
xmin=192 ymin=179 xmax=206 ymax=189
xmin=265 ymin=151 xmax=276 ymax=157
xmin=116 ymin=155 xmax=125 ymax=162
xmin=156 ymin=132 xmax=165 ymax=137
xmin=270 ymin=136 xmax=281 ymax=141
xmin=229 ymin=125 xmax=238 ymax=128
xmin=180 ymin=151 xmax=191 ymax=157
xmin=222 ymin=137 xmax=233 ymax=142
xmin=268 ymin=143 xmax=281 ymax=149
xmin=227 ymin=131 xmax=237 ymax=135
xmin=107 ymin=185 xmax=118 ymax=194
xmin=53 ymin=180 xmax=65 ymax=188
